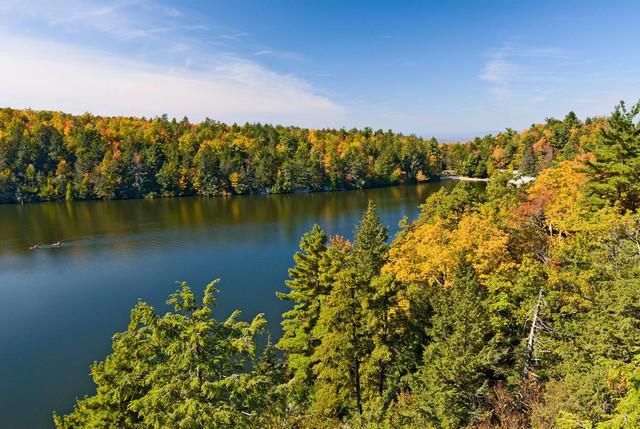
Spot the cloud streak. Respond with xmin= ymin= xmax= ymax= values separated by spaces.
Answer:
xmin=0 ymin=1 xmax=342 ymax=127
xmin=479 ymin=44 xmax=571 ymax=99
xmin=0 ymin=35 xmax=344 ymax=126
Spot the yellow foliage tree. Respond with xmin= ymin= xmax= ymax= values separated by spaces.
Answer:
xmin=385 ymin=214 xmax=512 ymax=288
xmin=527 ymin=160 xmax=588 ymax=236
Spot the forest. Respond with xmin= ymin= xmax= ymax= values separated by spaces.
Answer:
xmin=0 ymin=110 xmax=441 ymax=203
xmin=52 ymin=100 xmax=640 ymax=428
xmin=0 ymin=106 xmax=604 ymax=204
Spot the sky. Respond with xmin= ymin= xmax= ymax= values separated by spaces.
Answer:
xmin=0 ymin=0 xmax=639 ymax=139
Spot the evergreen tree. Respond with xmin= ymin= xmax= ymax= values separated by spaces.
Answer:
xmin=539 ymin=278 xmax=640 ymax=426
xmin=360 ymin=272 xmax=411 ymax=421
xmin=311 ymin=237 xmax=365 ymax=416
xmin=242 ymin=340 xmax=291 ymax=428
xmin=585 ymin=100 xmax=640 ymax=211
xmin=519 ymin=139 xmax=537 ymax=175
xmin=276 ymin=224 xmax=328 ymax=400
xmin=353 ymin=200 xmax=389 ymax=281
xmin=351 ymin=201 xmax=401 ymax=412
xmin=314 ymin=264 xmax=367 ymax=417
xmin=54 ymin=280 xmax=266 ymax=429
xmin=410 ymin=259 xmax=501 ymax=428
xmin=312 ymin=203 xmax=394 ymax=419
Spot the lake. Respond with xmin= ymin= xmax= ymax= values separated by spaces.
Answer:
xmin=0 ymin=180 xmax=471 ymax=428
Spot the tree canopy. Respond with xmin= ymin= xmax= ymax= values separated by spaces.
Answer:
xmin=55 ymin=100 xmax=640 ymax=428
xmin=0 ymin=104 xmax=608 ymax=204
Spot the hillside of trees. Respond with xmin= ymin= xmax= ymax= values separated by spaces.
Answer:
xmin=0 ymin=106 xmax=605 ymax=204
xmin=442 ymin=111 xmax=606 ymax=178
xmin=54 ymin=100 xmax=640 ymax=428
xmin=0 ymin=110 xmax=443 ymax=203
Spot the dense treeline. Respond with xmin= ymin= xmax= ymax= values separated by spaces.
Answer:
xmin=0 ymin=106 xmax=607 ymax=204
xmin=0 ymin=109 xmax=443 ymax=203
xmin=55 ymin=100 xmax=640 ymax=428
xmin=442 ymin=111 xmax=606 ymax=178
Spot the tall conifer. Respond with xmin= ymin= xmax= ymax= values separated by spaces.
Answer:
xmin=277 ymin=224 xmax=328 ymax=395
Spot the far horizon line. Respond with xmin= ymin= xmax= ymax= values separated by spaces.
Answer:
xmin=0 ymin=104 xmax=610 ymax=144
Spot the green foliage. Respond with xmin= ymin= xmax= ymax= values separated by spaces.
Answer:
xmin=538 ymin=278 xmax=640 ymax=426
xmin=54 ymin=280 xmax=269 ymax=429
xmin=417 ymin=181 xmax=483 ymax=226
xmin=311 ymin=237 xmax=362 ymax=416
xmin=353 ymin=201 xmax=389 ymax=280
xmin=311 ymin=204 xmax=391 ymax=417
xmin=0 ymin=109 xmax=443 ymax=203
xmin=519 ymin=139 xmax=538 ymax=175
xmin=53 ymin=99 xmax=640 ymax=428
xmin=584 ymin=100 xmax=640 ymax=211
xmin=441 ymin=109 xmax=603 ymax=178
xmin=597 ymin=358 xmax=640 ymax=429
xmin=410 ymin=259 xmax=502 ymax=428
xmin=0 ymin=102 xmax=612 ymax=204
xmin=276 ymin=224 xmax=328 ymax=401
xmin=312 ymin=262 xmax=367 ymax=416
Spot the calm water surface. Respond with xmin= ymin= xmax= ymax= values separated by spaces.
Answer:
xmin=0 ymin=181 xmax=470 ymax=428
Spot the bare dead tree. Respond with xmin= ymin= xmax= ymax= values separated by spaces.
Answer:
xmin=523 ymin=289 xmax=553 ymax=378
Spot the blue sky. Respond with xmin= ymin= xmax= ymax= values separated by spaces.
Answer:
xmin=0 ymin=0 xmax=639 ymax=139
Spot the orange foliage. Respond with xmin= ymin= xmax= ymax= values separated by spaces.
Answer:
xmin=491 ymin=146 xmax=506 ymax=168
xmin=527 ymin=160 xmax=587 ymax=235
xmin=533 ymin=137 xmax=553 ymax=169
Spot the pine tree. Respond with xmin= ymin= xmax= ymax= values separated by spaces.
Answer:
xmin=353 ymin=200 xmax=389 ymax=281
xmin=352 ymin=201 xmax=393 ymax=410
xmin=410 ymin=259 xmax=501 ymax=428
xmin=585 ymin=100 xmax=640 ymax=211
xmin=312 ymin=203 xmax=393 ymax=418
xmin=243 ymin=339 xmax=290 ymax=428
xmin=351 ymin=201 xmax=404 ymax=412
xmin=311 ymin=237 xmax=363 ymax=416
xmin=54 ymin=280 xmax=266 ymax=429
xmin=520 ymin=139 xmax=537 ymax=175
xmin=276 ymin=224 xmax=328 ymax=397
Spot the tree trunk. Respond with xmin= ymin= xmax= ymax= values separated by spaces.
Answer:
xmin=524 ymin=289 xmax=544 ymax=377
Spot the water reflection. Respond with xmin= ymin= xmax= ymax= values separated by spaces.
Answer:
xmin=0 ymin=182 xmax=456 ymax=256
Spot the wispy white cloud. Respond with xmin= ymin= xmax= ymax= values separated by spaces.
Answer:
xmin=479 ymin=46 xmax=518 ymax=98
xmin=522 ymin=47 xmax=574 ymax=61
xmin=207 ymin=32 xmax=249 ymax=41
xmin=0 ymin=35 xmax=344 ymax=126
xmin=479 ymin=57 xmax=519 ymax=83
xmin=253 ymin=48 xmax=305 ymax=62
xmin=0 ymin=1 xmax=344 ymax=127
xmin=4 ymin=0 xmax=175 ymax=41
xmin=479 ymin=43 xmax=570 ymax=99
